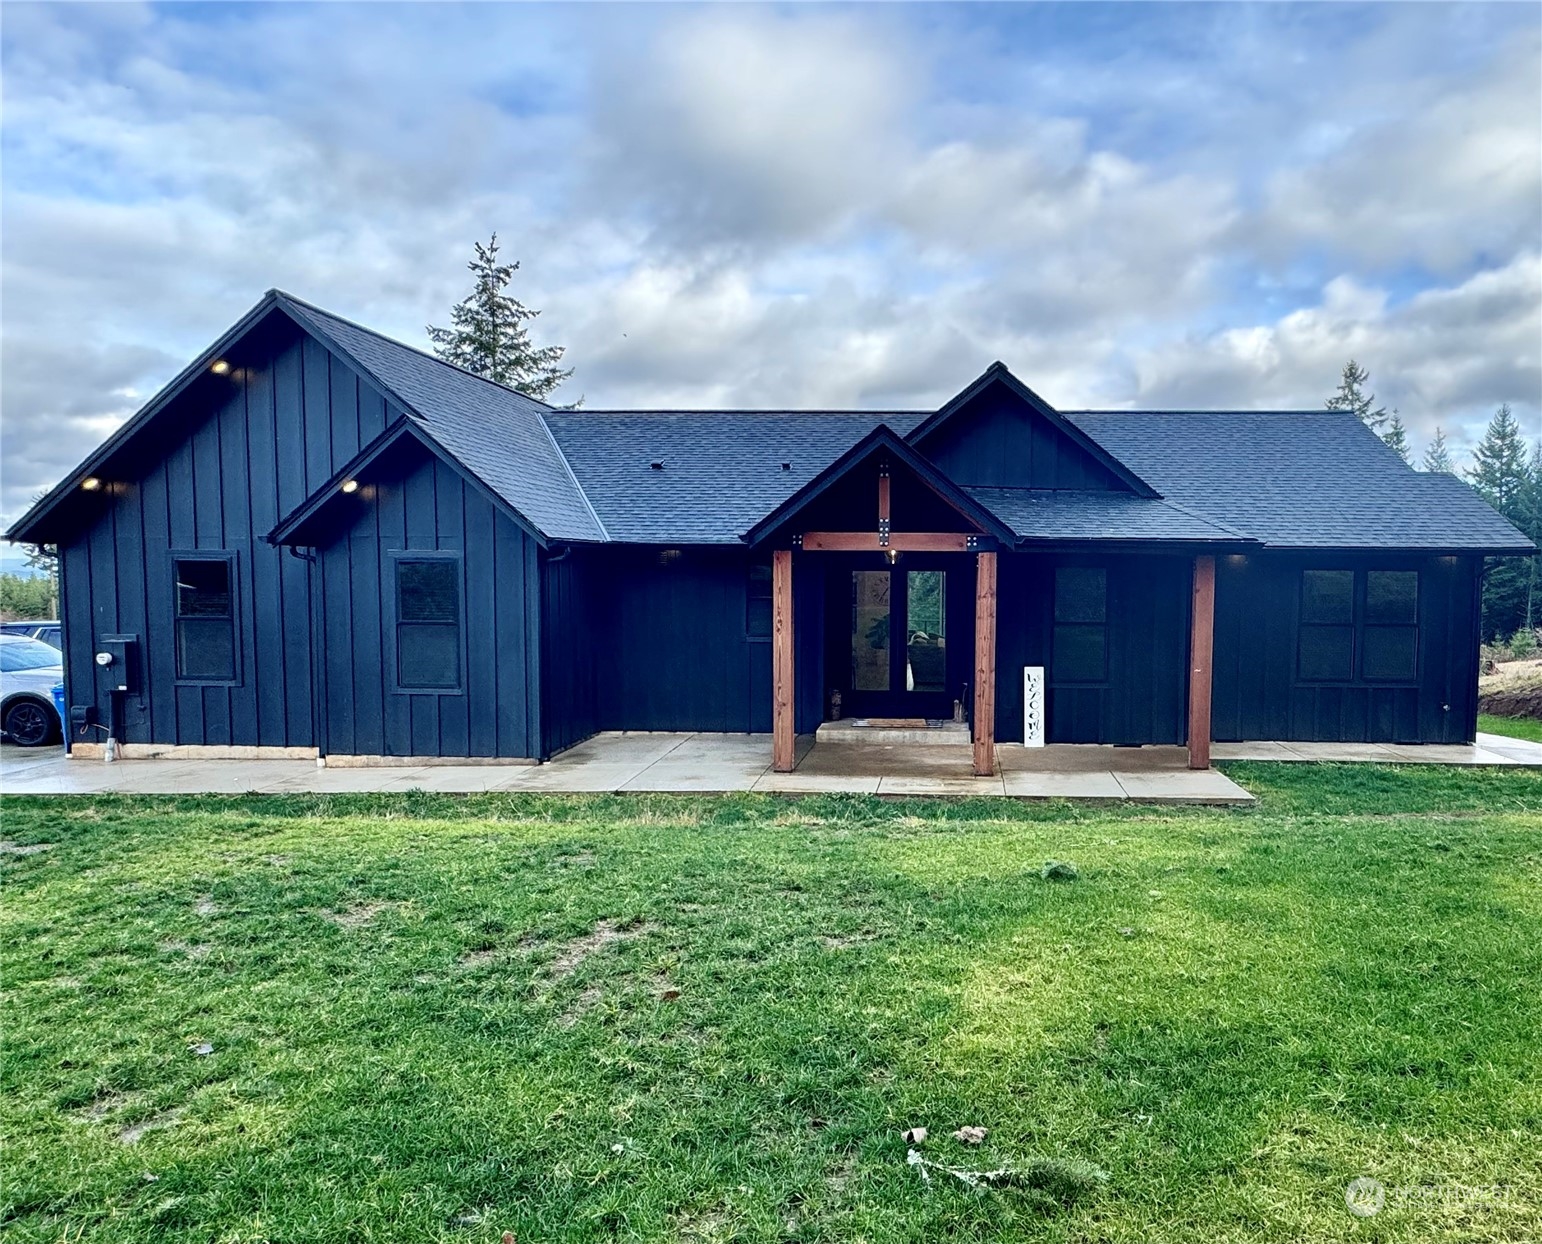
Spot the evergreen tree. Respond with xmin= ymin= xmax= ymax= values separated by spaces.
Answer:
xmin=1326 ymin=359 xmax=1389 ymax=433
xmin=1467 ymin=403 xmax=1529 ymax=513
xmin=427 ymin=233 xmax=574 ymax=402
xmin=1381 ymin=412 xmax=1410 ymax=463
xmin=1468 ymin=405 xmax=1539 ymax=641
xmin=1421 ymin=426 xmax=1454 ymax=474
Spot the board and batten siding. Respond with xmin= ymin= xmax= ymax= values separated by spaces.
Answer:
xmin=547 ymin=546 xmax=824 ymax=740
xmin=315 ymin=448 xmax=542 ymax=759
xmin=914 ymin=386 xmax=1126 ymax=490
xmin=58 ymin=314 xmax=397 ymax=749
xmin=1211 ymin=552 xmax=1481 ymax=744
xmin=992 ymin=552 xmax=1192 ymax=745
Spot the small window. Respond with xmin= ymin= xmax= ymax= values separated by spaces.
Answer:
xmin=1052 ymin=567 xmax=1107 ymax=682
xmin=747 ymin=563 xmax=773 ymax=639
xmin=396 ymin=557 xmax=461 ymax=690
xmin=175 ymin=557 xmax=236 ymax=682
xmin=1301 ymin=570 xmax=1353 ymax=624
xmin=1298 ymin=625 xmax=1354 ymax=681
xmin=1365 ymin=571 xmax=1418 ymax=624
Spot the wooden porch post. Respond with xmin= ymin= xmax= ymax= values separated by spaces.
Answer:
xmin=972 ymin=550 xmax=998 ymax=776
xmin=772 ymin=548 xmax=795 ymax=773
xmin=1187 ymin=554 xmax=1216 ymax=770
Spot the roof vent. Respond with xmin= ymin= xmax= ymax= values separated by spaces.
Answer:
xmin=650 ymin=460 xmax=664 ymax=470
xmin=780 ymin=462 xmax=791 ymax=471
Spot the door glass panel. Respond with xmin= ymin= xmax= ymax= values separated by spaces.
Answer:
xmin=906 ymin=570 xmax=946 ymax=693
xmin=851 ymin=571 xmax=891 ymax=691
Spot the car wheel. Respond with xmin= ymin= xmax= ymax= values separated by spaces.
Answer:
xmin=3 ymin=698 xmax=58 ymax=747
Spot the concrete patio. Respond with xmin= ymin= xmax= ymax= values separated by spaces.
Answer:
xmin=1 ymin=728 xmax=1534 ymax=801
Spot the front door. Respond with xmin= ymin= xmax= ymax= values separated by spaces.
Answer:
xmin=845 ymin=566 xmax=956 ymax=719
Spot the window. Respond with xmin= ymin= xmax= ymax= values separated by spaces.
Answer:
xmin=395 ymin=556 xmax=461 ymax=690
xmin=1052 ymin=566 xmax=1107 ymax=683
xmin=1297 ymin=570 xmax=1354 ymax=681
xmin=175 ymin=556 xmax=236 ymax=682
xmin=0 ymin=639 xmax=61 ymax=672
xmin=1363 ymin=570 xmax=1418 ymax=681
xmin=746 ymin=563 xmax=773 ymax=639
xmin=1297 ymin=569 xmax=1419 ymax=683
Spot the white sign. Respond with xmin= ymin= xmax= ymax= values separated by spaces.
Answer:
xmin=1023 ymin=666 xmax=1045 ymax=747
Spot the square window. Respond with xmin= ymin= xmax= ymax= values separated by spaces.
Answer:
xmin=1299 ymin=624 xmax=1354 ymax=681
xmin=1302 ymin=570 xmax=1353 ymax=624
xmin=398 ymin=560 xmax=458 ymax=622
xmin=1366 ymin=571 xmax=1418 ymax=624
xmin=1054 ymin=567 xmax=1107 ymax=624
xmin=1052 ymin=624 xmax=1106 ymax=683
xmin=1363 ymin=626 xmax=1417 ymax=681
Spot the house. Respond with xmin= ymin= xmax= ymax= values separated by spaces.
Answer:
xmin=7 ymin=290 xmax=1534 ymax=774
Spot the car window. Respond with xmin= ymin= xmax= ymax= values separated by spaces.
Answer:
xmin=0 ymin=639 xmax=62 ymax=672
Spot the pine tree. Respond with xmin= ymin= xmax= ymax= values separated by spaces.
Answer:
xmin=1326 ymin=359 xmax=1390 ymax=433
xmin=1468 ymin=405 xmax=1538 ymax=641
xmin=1467 ymin=403 xmax=1529 ymax=514
xmin=1421 ymin=426 xmax=1454 ymax=473
xmin=427 ymin=233 xmax=574 ymax=402
xmin=1381 ymin=413 xmax=1410 ymax=463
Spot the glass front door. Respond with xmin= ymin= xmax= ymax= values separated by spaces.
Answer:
xmin=845 ymin=568 xmax=952 ymax=719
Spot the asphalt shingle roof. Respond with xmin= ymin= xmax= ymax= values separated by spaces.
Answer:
xmin=1065 ymin=410 xmax=1534 ymax=551
xmin=964 ymin=488 xmax=1250 ymax=544
xmin=280 ymin=295 xmax=605 ymax=542
xmin=544 ymin=411 xmax=925 ymax=543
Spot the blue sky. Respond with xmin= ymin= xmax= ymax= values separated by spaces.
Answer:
xmin=2 ymin=1 xmax=1538 ymax=527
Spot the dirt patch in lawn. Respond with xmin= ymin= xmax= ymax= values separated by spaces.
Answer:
xmin=0 ymin=840 xmax=54 ymax=856
xmin=160 ymin=940 xmax=212 ymax=959
xmin=317 ymin=900 xmax=404 ymax=930
xmin=546 ymin=918 xmax=653 ymax=980
xmin=118 ymin=1106 xmax=185 ymax=1145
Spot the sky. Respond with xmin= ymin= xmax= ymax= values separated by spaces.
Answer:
xmin=2 ymin=0 xmax=1540 ymax=532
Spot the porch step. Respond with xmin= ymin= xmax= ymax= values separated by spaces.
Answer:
xmin=816 ymin=719 xmax=972 ymax=747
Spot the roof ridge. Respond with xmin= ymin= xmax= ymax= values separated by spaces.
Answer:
xmin=271 ymin=288 xmax=559 ymax=412
xmin=1067 ymin=408 xmax=1357 ymax=416
xmin=551 ymin=408 xmax=928 ymax=417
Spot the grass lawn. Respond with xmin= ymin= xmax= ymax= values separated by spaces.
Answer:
xmin=3 ymin=764 xmax=1541 ymax=1243
xmin=1477 ymin=712 xmax=1542 ymax=743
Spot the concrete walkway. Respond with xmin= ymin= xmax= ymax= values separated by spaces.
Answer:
xmin=1 ymin=730 xmax=1536 ymax=801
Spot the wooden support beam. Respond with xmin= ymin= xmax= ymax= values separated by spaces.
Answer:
xmin=772 ymin=548 xmax=795 ymax=773
xmin=877 ymin=467 xmax=891 ymax=545
xmin=800 ymin=531 xmax=980 ymax=552
xmin=1187 ymin=554 xmax=1216 ymax=770
xmin=972 ymin=550 xmax=998 ymax=777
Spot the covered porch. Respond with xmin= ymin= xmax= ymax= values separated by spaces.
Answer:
xmin=746 ymin=427 xmax=1234 ymax=779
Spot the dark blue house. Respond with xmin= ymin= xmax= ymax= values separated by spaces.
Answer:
xmin=8 ymin=291 xmax=1533 ymax=773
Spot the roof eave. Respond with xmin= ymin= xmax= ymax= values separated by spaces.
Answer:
xmin=5 ymin=290 xmax=289 ymax=545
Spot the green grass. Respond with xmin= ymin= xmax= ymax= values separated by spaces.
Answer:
xmin=4 ymin=766 xmax=1541 ymax=1243
xmin=1478 ymin=712 xmax=1542 ymax=743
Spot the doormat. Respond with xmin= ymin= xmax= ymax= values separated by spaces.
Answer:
xmin=850 ymin=718 xmax=946 ymax=729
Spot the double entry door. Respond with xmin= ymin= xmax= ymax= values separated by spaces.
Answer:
xmin=843 ymin=562 xmax=963 ymax=720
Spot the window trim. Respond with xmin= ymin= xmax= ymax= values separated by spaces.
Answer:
xmin=1050 ymin=565 xmax=1109 ymax=685
xmin=389 ymin=550 xmax=466 ymax=696
xmin=170 ymin=550 xmax=242 ymax=687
